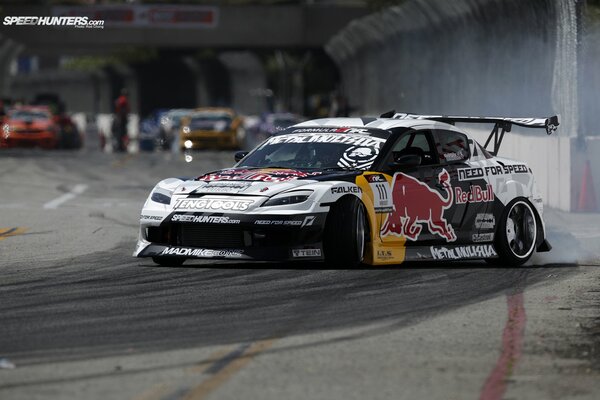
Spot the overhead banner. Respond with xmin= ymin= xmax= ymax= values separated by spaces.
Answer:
xmin=52 ymin=5 xmax=218 ymax=29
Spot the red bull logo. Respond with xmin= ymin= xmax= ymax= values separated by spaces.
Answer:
xmin=381 ymin=169 xmax=456 ymax=242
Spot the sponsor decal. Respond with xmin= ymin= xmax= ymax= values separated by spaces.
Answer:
xmin=160 ymin=247 xmax=244 ymax=258
xmin=430 ymin=244 xmax=497 ymax=260
xmin=195 ymin=181 xmax=251 ymax=193
xmin=331 ymin=186 xmax=361 ymax=194
xmin=376 ymin=249 xmax=394 ymax=260
xmin=255 ymin=219 xmax=302 ymax=226
xmin=338 ymin=145 xmax=379 ymax=169
xmin=475 ymin=213 xmax=495 ymax=229
xmin=198 ymin=168 xmax=322 ymax=183
xmin=262 ymin=133 xmax=384 ymax=148
xmin=365 ymin=174 xmax=386 ymax=183
xmin=454 ymin=184 xmax=494 ymax=204
xmin=292 ymin=248 xmax=322 ymax=257
xmin=365 ymin=174 xmax=394 ymax=213
xmin=458 ymin=164 xmax=529 ymax=181
xmin=254 ymin=216 xmax=316 ymax=227
xmin=173 ymin=198 xmax=255 ymax=211
xmin=3 ymin=16 xmax=104 ymax=29
xmin=171 ymin=214 xmax=241 ymax=224
xmin=444 ymin=151 xmax=466 ymax=161
xmin=381 ymin=169 xmax=456 ymax=242
xmin=291 ymin=127 xmax=370 ymax=134
xmin=472 ymin=233 xmax=495 ymax=243
xmin=141 ymin=214 xmax=162 ymax=221
xmin=301 ymin=216 xmax=316 ymax=227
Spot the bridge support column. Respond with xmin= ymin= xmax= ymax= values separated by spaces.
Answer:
xmin=218 ymin=51 xmax=268 ymax=115
xmin=0 ymin=36 xmax=23 ymax=98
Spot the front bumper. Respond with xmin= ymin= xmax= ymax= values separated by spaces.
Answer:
xmin=135 ymin=211 xmax=327 ymax=262
xmin=0 ymin=133 xmax=58 ymax=148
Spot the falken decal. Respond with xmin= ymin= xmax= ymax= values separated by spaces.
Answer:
xmin=381 ymin=169 xmax=456 ymax=242
xmin=430 ymin=244 xmax=497 ymax=260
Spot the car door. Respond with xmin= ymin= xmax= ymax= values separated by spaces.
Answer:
xmin=377 ymin=128 xmax=476 ymax=246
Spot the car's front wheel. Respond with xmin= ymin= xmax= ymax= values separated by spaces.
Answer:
xmin=323 ymin=196 xmax=367 ymax=268
xmin=152 ymin=257 xmax=186 ymax=267
xmin=493 ymin=198 xmax=538 ymax=266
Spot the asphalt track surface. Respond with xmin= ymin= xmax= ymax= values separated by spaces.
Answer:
xmin=1 ymin=148 xmax=599 ymax=400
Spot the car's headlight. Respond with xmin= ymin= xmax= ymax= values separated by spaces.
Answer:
xmin=151 ymin=190 xmax=172 ymax=204
xmin=182 ymin=126 xmax=190 ymax=134
xmin=2 ymin=124 xmax=10 ymax=137
xmin=262 ymin=191 xmax=313 ymax=207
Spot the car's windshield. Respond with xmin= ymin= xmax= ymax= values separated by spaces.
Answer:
xmin=190 ymin=113 xmax=232 ymax=130
xmin=239 ymin=133 xmax=386 ymax=170
xmin=9 ymin=109 xmax=51 ymax=121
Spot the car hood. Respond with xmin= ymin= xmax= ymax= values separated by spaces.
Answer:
xmin=8 ymin=119 xmax=53 ymax=129
xmin=173 ymin=167 xmax=354 ymax=197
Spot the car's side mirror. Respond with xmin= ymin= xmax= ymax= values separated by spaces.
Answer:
xmin=388 ymin=154 xmax=422 ymax=170
xmin=234 ymin=151 xmax=249 ymax=162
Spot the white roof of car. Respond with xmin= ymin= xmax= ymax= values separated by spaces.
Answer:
xmin=293 ymin=117 xmax=465 ymax=134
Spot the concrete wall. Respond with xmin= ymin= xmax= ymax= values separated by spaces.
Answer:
xmin=9 ymin=69 xmax=112 ymax=114
xmin=325 ymin=0 xmax=592 ymax=211
xmin=326 ymin=0 xmax=578 ymax=136
xmin=469 ymin=129 xmax=574 ymax=211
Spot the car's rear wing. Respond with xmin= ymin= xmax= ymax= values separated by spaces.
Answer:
xmin=381 ymin=111 xmax=559 ymax=156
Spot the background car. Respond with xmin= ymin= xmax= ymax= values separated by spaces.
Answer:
xmin=246 ymin=112 xmax=305 ymax=149
xmin=32 ymin=93 xmax=83 ymax=149
xmin=1 ymin=106 xmax=60 ymax=149
xmin=179 ymin=108 xmax=244 ymax=151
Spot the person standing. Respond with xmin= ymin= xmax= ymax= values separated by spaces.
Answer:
xmin=113 ymin=89 xmax=130 ymax=152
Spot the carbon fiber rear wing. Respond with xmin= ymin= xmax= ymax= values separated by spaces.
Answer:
xmin=382 ymin=111 xmax=560 ymax=156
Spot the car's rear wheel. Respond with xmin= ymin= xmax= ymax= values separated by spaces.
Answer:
xmin=323 ymin=196 xmax=367 ymax=268
xmin=493 ymin=198 xmax=537 ymax=266
xmin=152 ymin=257 xmax=185 ymax=267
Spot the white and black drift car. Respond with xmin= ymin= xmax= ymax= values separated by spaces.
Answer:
xmin=134 ymin=112 xmax=558 ymax=267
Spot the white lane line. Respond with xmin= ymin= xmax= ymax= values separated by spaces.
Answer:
xmin=43 ymin=184 xmax=89 ymax=209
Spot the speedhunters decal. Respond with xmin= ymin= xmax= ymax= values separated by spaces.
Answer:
xmin=171 ymin=214 xmax=241 ymax=224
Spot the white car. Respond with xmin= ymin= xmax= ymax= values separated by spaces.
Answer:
xmin=134 ymin=112 xmax=558 ymax=267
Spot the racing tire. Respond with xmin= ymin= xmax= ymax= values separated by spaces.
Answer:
xmin=152 ymin=257 xmax=186 ymax=267
xmin=323 ymin=196 xmax=367 ymax=268
xmin=491 ymin=198 xmax=538 ymax=266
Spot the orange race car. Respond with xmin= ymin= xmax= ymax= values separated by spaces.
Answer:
xmin=1 ymin=106 xmax=60 ymax=149
xmin=179 ymin=108 xmax=244 ymax=150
